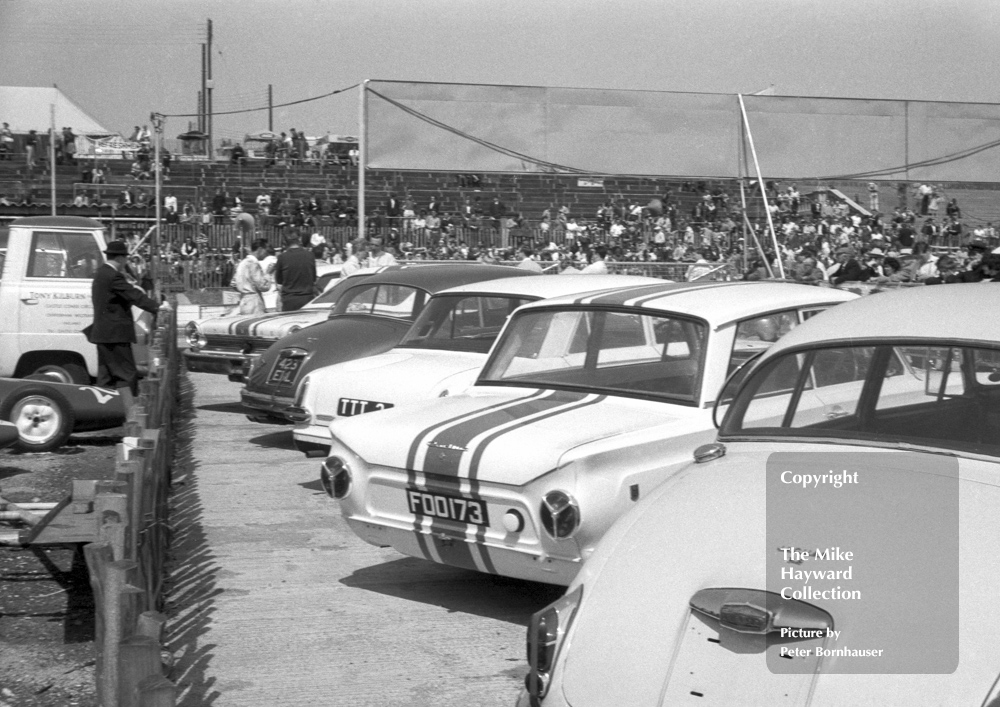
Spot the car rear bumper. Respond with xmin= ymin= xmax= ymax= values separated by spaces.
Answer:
xmin=240 ymin=387 xmax=296 ymax=424
xmin=183 ymin=349 xmax=249 ymax=378
xmin=343 ymin=515 xmax=578 ymax=586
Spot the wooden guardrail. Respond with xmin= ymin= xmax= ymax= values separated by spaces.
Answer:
xmin=82 ymin=306 xmax=179 ymax=707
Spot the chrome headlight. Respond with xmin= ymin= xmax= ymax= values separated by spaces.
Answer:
xmin=320 ymin=456 xmax=352 ymax=499
xmin=185 ymin=322 xmax=207 ymax=349
xmin=288 ymin=324 xmax=302 ymax=335
xmin=540 ymin=490 xmax=580 ymax=539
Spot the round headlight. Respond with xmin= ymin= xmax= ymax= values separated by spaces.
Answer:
xmin=185 ymin=322 xmax=207 ymax=349
xmin=320 ymin=456 xmax=352 ymax=499
xmin=288 ymin=324 xmax=302 ymax=335
xmin=540 ymin=490 xmax=580 ymax=539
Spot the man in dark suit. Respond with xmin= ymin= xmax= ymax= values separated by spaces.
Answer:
xmin=88 ymin=240 xmax=161 ymax=417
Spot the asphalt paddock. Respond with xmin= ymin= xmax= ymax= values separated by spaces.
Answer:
xmin=165 ymin=370 xmax=563 ymax=707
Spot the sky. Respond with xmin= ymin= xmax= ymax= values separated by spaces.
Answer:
xmin=2 ymin=0 xmax=999 ymax=142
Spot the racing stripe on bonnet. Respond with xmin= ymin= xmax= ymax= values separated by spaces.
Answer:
xmin=231 ymin=312 xmax=286 ymax=336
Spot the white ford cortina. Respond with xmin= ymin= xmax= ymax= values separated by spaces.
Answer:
xmin=320 ymin=281 xmax=858 ymax=585
xmin=519 ymin=284 xmax=1000 ymax=707
xmin=290 ymin=274 xmax=664 ymax=457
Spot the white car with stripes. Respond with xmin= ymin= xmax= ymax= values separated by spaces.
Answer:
xmin=290 ymin=274 xmax=664 ymax=457
xmin=321 ymin=281 xmax=858 ymax=585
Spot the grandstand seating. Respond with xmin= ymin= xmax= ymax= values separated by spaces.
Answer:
xmin=4 ymin=154 xmax=1000 ymax=231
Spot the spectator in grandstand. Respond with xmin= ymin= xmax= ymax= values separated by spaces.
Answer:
xmin=946 ymin=198 xmax=961 ymax=220
xmin=923 ymin=255 xmax=962 ymax=285
xmin=917 ymin=183 xmax=933 ymax=215
xmin=230 ymin=143 xmax=247 ymax=166
xmin=828 ymin=247 xmax=866 ymax=285
xmin=0 ymin=122 xmax=12 ymax=160
xmin=233 ymin=210 xmax=256 ymax=245
xmin=24 ymin=130 xmax=39 ymax=168
xmin=793 ymin=254 xmax=826 ymax=284
xmin=212 ymin=188 xmax=228 ymax=224
xmin=867 ymin=183 xmax=879 ymax=212
xmin=685 ymin=253 xmax=715 ymax=282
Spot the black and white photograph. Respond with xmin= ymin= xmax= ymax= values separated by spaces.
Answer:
xmin=1 ymin=1 xmax=999 ymax=705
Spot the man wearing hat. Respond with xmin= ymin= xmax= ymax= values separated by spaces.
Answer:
xmin=87 ymin=240 xmax=161 ymax=417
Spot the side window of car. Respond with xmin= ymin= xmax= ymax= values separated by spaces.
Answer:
xmin=28 ymin=231 xmax=102 ymax=279
xmin=727 ymin=309 xmax=801 ymax=378
xmin=342 ymin=285 xmax=377 ymax=314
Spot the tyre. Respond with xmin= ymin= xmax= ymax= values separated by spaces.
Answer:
xmin=0 ymin=386 xmax=76 ymax=453
xmin=25 ymin=361 xmax=90 ymax=385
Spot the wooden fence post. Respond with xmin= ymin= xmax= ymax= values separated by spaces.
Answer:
xmin=138 ymin=674 xmax=176 ymax=707
xmin=119 ymin=635 xmax=164 ymax=707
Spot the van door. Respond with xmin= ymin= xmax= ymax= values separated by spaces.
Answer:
xmin=16 ymin=228 xmax=103 ymax=374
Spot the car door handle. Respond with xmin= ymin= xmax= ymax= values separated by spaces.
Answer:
xmin=20 ymin=298 xmax=39 ymax=305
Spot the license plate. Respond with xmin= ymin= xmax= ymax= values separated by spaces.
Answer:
xmin=406 ymin=488 xmax=489 ymax=526
xmin=268 ymin=356 xmax=303 ymax=386
xmin=337 ymin=397 xmax=394 ymax=417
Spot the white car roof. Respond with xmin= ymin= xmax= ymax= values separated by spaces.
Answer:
xmin=514 ymin=281 xmax=859 ymax=327
xmin=430 ymin=274 xmax=665 ymax=299
xmin=764 ymin=283 xmax=1000 ymax=357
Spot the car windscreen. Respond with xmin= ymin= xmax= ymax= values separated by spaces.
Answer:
xmin=398 ymin=294 xmax=533 ymax=353
xmin=478 ymin=307 xmax=709 ymax=405
xmin=721 ymin=342 xmax=1000 ymax=458
xmin=331 ymin=283 xmax=426 ymax=320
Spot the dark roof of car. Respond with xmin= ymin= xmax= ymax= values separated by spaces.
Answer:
xmin=350 ymin=263 xmax=535 ymax=293
xmin=10 ymin=216 xmax=105 ymax=229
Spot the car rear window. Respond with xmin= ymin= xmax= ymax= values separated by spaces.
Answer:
xmin=723 ymin=342 xmax=1000 ymax=457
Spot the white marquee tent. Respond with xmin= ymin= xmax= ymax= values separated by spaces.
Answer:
xmin=0 ymin=85 xmax=112 ymax=135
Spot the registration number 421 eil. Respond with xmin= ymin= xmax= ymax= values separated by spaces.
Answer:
xmin=406 ymin=489 xmax=489 ymax=526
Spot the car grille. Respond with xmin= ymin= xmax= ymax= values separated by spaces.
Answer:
xmin=203 ymin=335 xmax=274 ymax=354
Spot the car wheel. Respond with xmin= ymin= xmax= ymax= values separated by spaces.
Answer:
xmin=26 ymin=362 xmax=90 ymax=385
xmin=0 ymin=386 xmax=76 ymax=453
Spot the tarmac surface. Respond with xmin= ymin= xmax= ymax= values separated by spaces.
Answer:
xmin=166 ymin=370 xmax=563 ymax=707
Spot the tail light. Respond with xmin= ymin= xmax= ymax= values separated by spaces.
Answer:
xmin=525 ymin=585 xmax=583 ymax=702
xmin=540 ymin=491 xmax=580 ymax=539
xmin=294 ymin=375 xmax=311 ymax=408
xmin=320 ymin=456 xmax=352 ymax=499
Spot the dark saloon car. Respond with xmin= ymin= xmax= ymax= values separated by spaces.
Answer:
xmin=240 ymin=263 xmax=536 ymax=423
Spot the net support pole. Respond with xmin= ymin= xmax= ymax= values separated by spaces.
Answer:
xmin=357 ymin=80 xmax=368 ymax=241
xmin=50 ymin=103 xmax=57 ymax=215
xmin=737 ymin=94 xmax=784 ymax=279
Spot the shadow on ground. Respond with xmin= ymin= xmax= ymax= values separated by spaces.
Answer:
xmin=341 ymin=557 xmax=564 ymax=626
xmin=162 ymin=371 xmax=223 ymax=706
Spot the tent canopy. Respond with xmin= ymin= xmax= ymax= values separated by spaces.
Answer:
xmin=0 ymin=86 xmax=112 ymax=135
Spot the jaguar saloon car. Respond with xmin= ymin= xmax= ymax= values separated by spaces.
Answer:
xmin=183 ymin=264 xmax=368 ymax=381
xmin=241 ymin=263 xmax=536 ymax=424
xmin=320 ymin=281 xmax=858 ymax=585
xmin=290 ymin=274 xmax=663 ymax=457
xmin=518 ymin=284 xmax=1000 ymax=707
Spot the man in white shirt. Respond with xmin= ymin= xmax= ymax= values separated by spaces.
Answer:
xmin=341 ymin=238 xmax=369 ymax=277
xmin=366 ymin=237 xmax=398 ymax=268
xmin=233 ymin=239 xmax=272 ymax=314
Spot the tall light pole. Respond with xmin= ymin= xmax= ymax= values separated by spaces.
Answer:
xmin=150 ymin=112 xmax=164 ymax=301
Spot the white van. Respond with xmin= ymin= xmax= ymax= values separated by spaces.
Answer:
xmin=0 ymin=215 xmax=151 ymax=383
